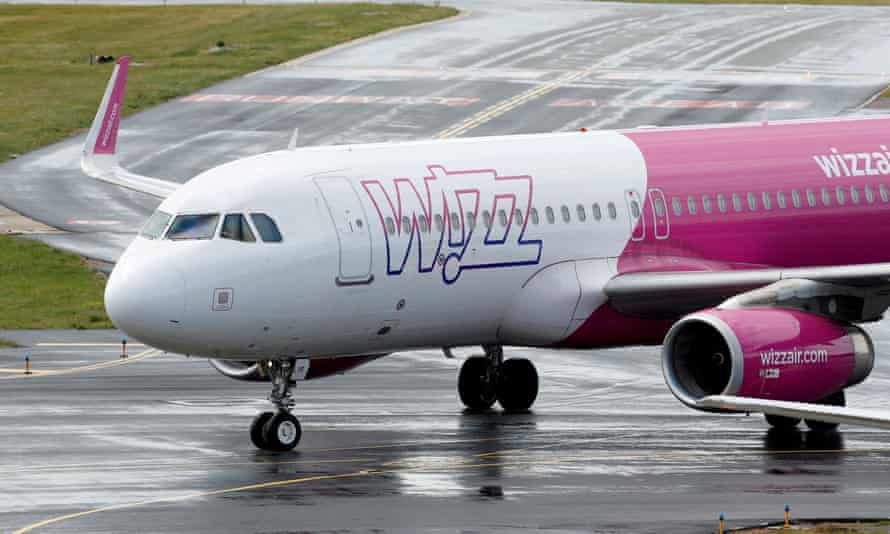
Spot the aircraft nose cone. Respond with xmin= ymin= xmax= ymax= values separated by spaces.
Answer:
xmin=105 ymin=255 xmax=186 ymax=347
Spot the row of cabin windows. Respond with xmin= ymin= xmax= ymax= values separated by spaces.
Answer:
xmin=383 ymin=202 xmax=622 ymax=236
xmin=669 ymin=184 xmax=890 ymax=216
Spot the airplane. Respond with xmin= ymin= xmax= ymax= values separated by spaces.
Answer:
xmin=84 ymin=56 xmax=890 ymax=451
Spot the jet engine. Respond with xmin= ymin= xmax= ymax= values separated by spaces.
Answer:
xmin=662 ymin=308 xmax=874 ymax=410
xmin=210 ymin=355 xmax=386 ymax=382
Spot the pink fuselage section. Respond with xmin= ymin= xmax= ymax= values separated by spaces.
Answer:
xmin=565 ymin=117 xmax=890 ymax=348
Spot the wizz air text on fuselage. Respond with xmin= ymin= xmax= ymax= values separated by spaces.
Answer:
xmin=361 ymin=165 xmax=543 ymax=285
xmin=812 ymin=146 xmax=890 ymax=178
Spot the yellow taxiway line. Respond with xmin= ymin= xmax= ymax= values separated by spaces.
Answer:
xmin=0 ymin=348 xmax=159 ymax=381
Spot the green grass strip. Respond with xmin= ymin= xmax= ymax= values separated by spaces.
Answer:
xmin=0 ymin=3 xmax=457 ymax=162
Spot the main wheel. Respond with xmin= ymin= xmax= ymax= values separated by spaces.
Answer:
xmin=459 ymin=356 xmax=496 ymax=410
xmin=497 ymin=358 xmax=538 ymax=412
xmin=805 ymin=390 xmax=844 ymax=432
xmin=250 ymin=411 xmax=274 ymax=449
xmin=765 ymin=414 xmax=801 ymax=430
xmin=261 ymin=412 xmax=302 ymax=451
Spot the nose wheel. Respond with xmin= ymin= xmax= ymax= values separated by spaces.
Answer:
xmin=250 ymin=359 xmax=303 ymax=451
xmin=458 ymin=345 xmax=538 ymax=412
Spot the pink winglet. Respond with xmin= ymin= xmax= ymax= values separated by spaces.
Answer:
xmin=93 ymin=56 xmax=130 ymax=155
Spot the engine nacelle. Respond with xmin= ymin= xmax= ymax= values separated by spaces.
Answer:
xmin=662 ymin=308 xmax=874 ymax=410
xmin=210 ymin=354 xmax=386 ymax=382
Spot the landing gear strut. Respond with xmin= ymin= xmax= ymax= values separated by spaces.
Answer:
xmin=458 ymin=345 xmax=538 ymax=412
xmin=250 ymin=359 xmax=302 ymax=451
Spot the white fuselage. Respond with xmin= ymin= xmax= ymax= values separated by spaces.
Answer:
xmin=105 ymin=131 xmax=647 ymax=359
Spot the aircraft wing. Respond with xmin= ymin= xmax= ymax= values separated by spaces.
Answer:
xmin=81 ymin=56 xmax=180 ymax=199
xmin=605 ymin=263 xmax=890 ymax=320
xmin=699 ymin=395 xmax=890 ymax=430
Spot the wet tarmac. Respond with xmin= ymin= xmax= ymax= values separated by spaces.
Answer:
xmin=1 ymin=326 xmax=890 ymax=533
xmin=1 ymin=0 xmax=889 ymax=261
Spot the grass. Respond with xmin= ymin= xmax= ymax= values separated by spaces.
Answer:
xmin=0 ymin=4 xmax=455 ymax=329
xmin=0 ymin=236 xmax=112 ymax=329
xmin=0 ymin=3 xmax=457 ymax=162
xmin=0 ymin=338 xmax=19 ymax=348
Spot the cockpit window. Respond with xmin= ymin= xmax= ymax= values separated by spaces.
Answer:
xmin=250 ymin=213 xmax=282 ymax=243
xmin=165 ymin=214 xmax=219 ymax=240
xmin=220 ymin=214 xmax=256 ymax=242
xmin=140 ymin=210 xmax=172 ymax=239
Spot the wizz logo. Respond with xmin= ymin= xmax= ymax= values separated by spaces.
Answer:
xmin=361 ymin=165 xmax=543 ymax=284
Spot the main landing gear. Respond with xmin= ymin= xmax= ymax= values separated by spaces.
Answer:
xmin=250 ymin=359 xmax=302 ymax=451
xmin=765 ymin=390 xmax=845 ymax=432
xmin=458 ymin=345 xmax=539 ymax=412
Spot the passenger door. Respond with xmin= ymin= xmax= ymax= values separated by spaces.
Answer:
xmin=314 ymin=177 xmax=374 ymax=285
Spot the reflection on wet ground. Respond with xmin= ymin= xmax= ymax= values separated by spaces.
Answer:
xmin=1 ymin=332 xmax=889 ymax=532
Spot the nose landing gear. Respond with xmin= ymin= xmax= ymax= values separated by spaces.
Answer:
xmin=458 ymin=345 xmax=538 ymax=412
xmin=250 ymin=359 xmax=302 ymax=451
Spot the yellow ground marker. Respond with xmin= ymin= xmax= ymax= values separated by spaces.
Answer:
xmin=0 ymin=348 xmax=158 ymax=381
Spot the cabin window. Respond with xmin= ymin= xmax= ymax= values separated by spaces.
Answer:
xmin=717 ymin=194 xmax=727 ymax=213
xmin=434 ymin=214 xmax=444 ymax=233
xmin=385 ymin=217 xmax=396 ymax=235
xmin=166 ymin=214 xmax=219 ymax=241
xmin=850 ymin=186 xmax=860 ymax=205
xmin=672 ymin=197 xmax=682 ymax=216
xmin=881 ymin=184 xmax=889 ymax=202
xmin=762 ymin=192 xmax=772 ymax=210
xmin=140 ymin=210 xmax=172 ymax=240
xmin=514 ymin=209 xmax=524 ymax=226
xmin=530 ymin=208 xmax=540 ymax=225
xmin=561 ymin=205 xmax=571 ymax=223
xmin=777 ymin=191 xmax=787 ymax=209
xmin=498 ymin=209 xmax=508 ymax=227
xmin=546 ymin=206 xmax=555 ymax=224
xmin=702 ymin=195 xmax=712 ymax=214
xmin=806 ymin=189 xmax=817 ymax=207
xmin=746 ymin=192 xmax=757 ymax=211
xmin=220 ymin=214 xmax=256 ymax=242
xmin=835 ymin=186 xmax=846 ymax=205
xmin=250 ymin=214 xmax=282 ymax=242
xmin=654 ymin=197 xmax=666 ymax=217
xmin=792 ymin=189 xmax=802 ymax=208
xmin=482 ymin=210 xmax=491 ymax=229
xmin=466 ymin=212 xmax=476 ymax=230
xmin=865 ymin=184 xmax=875 ymax=203
xmin=450 ymin=212 xmax=460 ymax=230
xmin=607 ymin=202 xmax=617 ymax=219
xmin=593 ymin=203 xmax=602 ymax=220
xmin=821 ymin=188 xmax=831 ymax=207
xmin=731 ymin=193 xmax=742 ymax=213
xmin=630 ymin=201 xmax=640 ymax=219
xmin=419 ymin=215 xmax=429 ymax=233
xmin=686 ymin=196 xmax=697 ymax=215
xmin=577 ymin=204 xmax=587 ymax=222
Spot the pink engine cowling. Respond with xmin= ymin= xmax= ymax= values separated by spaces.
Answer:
xmin=662 ymin=307 xmax=874 ymax=409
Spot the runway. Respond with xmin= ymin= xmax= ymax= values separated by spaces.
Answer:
xmin=2 ymin=1 xmax=890 ymax=532
xmin=1 ymin=0 xmax=889 ymax=260
xmin=2 ymin=326 xmax=890 ymax=533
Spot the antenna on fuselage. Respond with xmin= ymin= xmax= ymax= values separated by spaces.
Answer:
xmin=287 ymin=128 xmax=300 ymax=150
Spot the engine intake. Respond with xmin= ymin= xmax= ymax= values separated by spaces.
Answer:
xmin=662 ymin=308 xmax=873 ymax=410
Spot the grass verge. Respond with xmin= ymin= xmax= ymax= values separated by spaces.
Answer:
xmin=0 ymin=338 xmax=19 ymax=349
xmin=740 ymin=521 xmax=890 ymax=533
xmin=0 ymin=3 xmax=457 ymax=162
xmin=0 ymin=3 xmax=456 ymax=328
xmin=0 ymin=236 xmax=112 ymax=329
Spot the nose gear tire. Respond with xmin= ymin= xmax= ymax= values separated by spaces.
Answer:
xmin=261 ymin=412 xmax=302 ymax=451
xmin=250 ymin=411 xmax=274 ymax=449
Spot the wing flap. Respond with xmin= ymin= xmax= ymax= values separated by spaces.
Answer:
xmin=80 ymin=56 xmax=180 ymax=199
xmin=699 ymin=395 xmax=890 ymax=430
